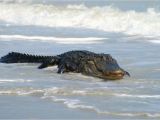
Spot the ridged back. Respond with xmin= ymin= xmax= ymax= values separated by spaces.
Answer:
xmin=0 ymin=52 xmax=54 ymax=63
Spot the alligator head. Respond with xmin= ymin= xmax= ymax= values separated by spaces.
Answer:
xmin=81 ymin=55 xmax=130 ymax=80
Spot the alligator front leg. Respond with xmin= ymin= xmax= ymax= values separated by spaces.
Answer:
xmin=38 ymin=58 xmax=57 ymax=69
xmin=57 ymin=64 xmax=66 ymax=74
xmin=57 ymin=60 xmax=78 ymax=74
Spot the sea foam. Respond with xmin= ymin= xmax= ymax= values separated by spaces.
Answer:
xmin=0 ymin=3 xmax=160 ymax=37
xmin=114 ymin=93 xmax=160 ymax=99
xmin=1 ymin=87 xmax=160 ymax=118
xmin=0 ymin=35 xmax=105 ymax=44
xmin=0 ymin=79 xmax=32 ymax=83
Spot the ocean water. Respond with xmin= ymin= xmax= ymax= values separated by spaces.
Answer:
xmin=0 ymin=0 xmax=160 ymax=119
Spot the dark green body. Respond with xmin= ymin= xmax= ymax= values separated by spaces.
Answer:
xmin=0 ymin=50 xmax=130 ymax=80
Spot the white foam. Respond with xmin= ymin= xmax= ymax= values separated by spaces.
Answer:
xmin=149 ymin=40 xmax=160 ymax=44
xmin=43 ymin=87 xmax=89 ymax=96
xmin=1 ymin=87 xmax=160 ymax=118
xmin=0 ymin=0 xmax=32 ymax=3
xmin=0 ymin=35 xmax=105 ymax=44
xmin=0 ymin=79 xmax=32 ymax=83
xmin=17 ymin=89 xmax=43 ymax=95
xmin=42 ymin=95 xmax=160 ymax=118
xmin=0 ymin=91 xmax=13 ymax=94
xmin=64 ymin=99 xmax=94 ymax=109
xmin=72 ymin=90 xmax=87 ymax=95
xmin=42 ymin=95 xmax=96 ymax=110
xmin=0 ymin=3 xmax=160 ymax=37
xmin=114 ymin=93 xmax=160 ymax=99
xmin=0 ymin=89 xmax=43 ymax=95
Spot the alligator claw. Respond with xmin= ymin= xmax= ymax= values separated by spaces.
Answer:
xmin=125 ymin=71 xmax=130 ymax=77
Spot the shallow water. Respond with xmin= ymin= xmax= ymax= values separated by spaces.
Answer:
xmin=0 ymin=0 xmax=160 ymax=119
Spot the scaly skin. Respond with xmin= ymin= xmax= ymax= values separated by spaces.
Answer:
xmin=0 ymin=50 xmax=130 ymax=80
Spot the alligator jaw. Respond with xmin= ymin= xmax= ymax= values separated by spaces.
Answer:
xmin=101 ymin=69 xmax=130 ymax=80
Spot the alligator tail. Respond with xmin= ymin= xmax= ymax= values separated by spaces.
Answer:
xmin=0 ymin=52 xmax=54 ymax=63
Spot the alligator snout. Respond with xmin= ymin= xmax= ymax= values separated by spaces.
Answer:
xmin=103 ymin=69 xmax=130 ymax=80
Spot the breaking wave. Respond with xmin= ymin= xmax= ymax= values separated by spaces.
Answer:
xmin=1 ymin=87 xmax=160 ymax=99
xmin=0 ymin=86 xmax=160 ymax=118
xmin=42 ymin=95 xmax=160 ymax=118
xmin=0 ymin=35 xmax=105 ymax=44
xmin=0 ymin=3 xmax=160 ymax=37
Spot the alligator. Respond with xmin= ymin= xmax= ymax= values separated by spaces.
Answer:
xmin=0 ymin=50 xmax=130 ymax=80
